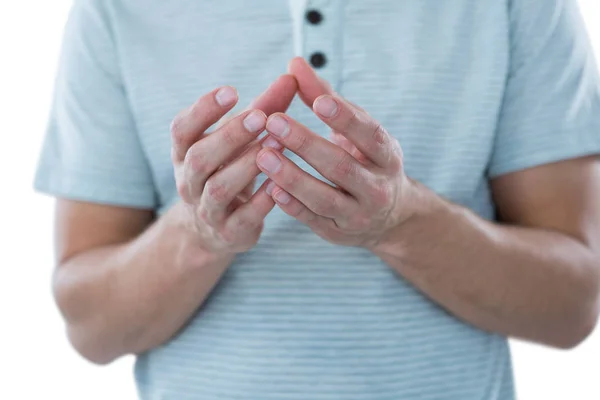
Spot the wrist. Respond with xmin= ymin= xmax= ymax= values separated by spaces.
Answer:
xmin=165 ymin=201 xmax=235 ymax=271
xmin=371 ymin=178 xmax=448 ymax=257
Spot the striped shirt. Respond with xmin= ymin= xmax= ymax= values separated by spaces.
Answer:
xmin=35 ymin=0 xmax=600 ymax=399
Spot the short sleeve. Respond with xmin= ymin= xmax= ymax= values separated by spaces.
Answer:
xmin=34 ymin=0 xmax=157 ymax=208
xmin=488 ymin=0 xmax=600 ymax=178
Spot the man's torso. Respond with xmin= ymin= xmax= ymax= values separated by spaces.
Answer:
xmin=111 ymin=1 xmax=515 ymax=398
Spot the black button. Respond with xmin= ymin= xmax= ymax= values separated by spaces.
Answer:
xmin=306 ymin=9 xmax=323 ymax=25
xmin=310 ymin=52 xmax=327 ymax=68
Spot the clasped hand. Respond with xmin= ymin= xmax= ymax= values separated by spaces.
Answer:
xmin=171 ymin=57 xmax=417 ymax=255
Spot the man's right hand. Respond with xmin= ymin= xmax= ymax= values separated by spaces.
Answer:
xmin=170 ymin=74 xmax=298 ymax=255
xmin=50 ymin=75 xmax=298 ymax=364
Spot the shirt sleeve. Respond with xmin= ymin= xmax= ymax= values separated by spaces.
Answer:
xmin=34 ymin=0 xmax=157 ymax=208
xmin=488 ymin=0 xmax=600 ymax=178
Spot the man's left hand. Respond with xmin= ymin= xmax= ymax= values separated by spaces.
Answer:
xmin=256 ymin=59 xmax=420 ymax=249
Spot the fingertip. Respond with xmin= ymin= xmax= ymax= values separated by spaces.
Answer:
xmin=272 ymin=187 xmax=292 ymax=205
xmin=266 ymin=112 xmax=289 ymax=129
xmin=313 ymin=94 xmax=339 ymax=118
xmin=289 ymin=57 xmax=333 ymax=108
xmin=247 ymin=108 xmax=268 ymax=120
xmin=288 ymin=56 xmax=313 ymax=79
xmin=255 ymin=148 xmax=270 ymax=167
xmin=287 ymin=56 xmax=306 ymax=74
xmin=265 ymin=179 xmax=276 ymax=196
xmin=279 ymin=73 xmax=299 ymax=87
xmin=257 ymin=146 xmax=276 ymax=159
xmin=215 ymin=86 xmax=238 ymax=108
xmin=261 ymin=135 xmax=283 ymax=150
xmin=266 ymin=111 xmax=287 ymax=122
xmin=289 ymin=75 xmax=300 ymax=93
xmin=251 ymin=75 xmax=298 ymax=115
xmin=266 ymin=113 xmax=291 ymax=139
xmin=242 ymin=109 xmax=267 ymax=133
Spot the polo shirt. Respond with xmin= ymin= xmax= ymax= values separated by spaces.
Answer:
xmin=35 ymin=0 xmax=600 ymax=398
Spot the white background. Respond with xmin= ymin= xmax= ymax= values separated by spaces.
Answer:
xmin=0 ymin=1 xmax=599 ymax=399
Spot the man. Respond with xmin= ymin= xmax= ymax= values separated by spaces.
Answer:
xmin=35 ymin=0 xmax=600 ymax=399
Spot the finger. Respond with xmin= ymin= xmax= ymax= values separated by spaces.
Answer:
xmin=184 ymin=109 xmax=267 ymax=199
xmin=330 ymin=131 xmax=367 ymax=164
xmin=200 ymin=140 xmax=267 ymax=224
xmin=250 ymin=73 xmax=299 ymax=115
xmin=217 ymin=73 xmax=299 ymax=167
xmin=288 ymin=56 xmax=368 ymax=113
xmin=268 ymin=184 xmax=336 ymax=234
xmin=240 ymin=179 xmax=256 ymax=200
xmin=225 ymin=179 xmax=276 ymax=234
xmin=238 ymin=134 xmax=285 ymax=197
xmin=265 ymin=113 xmax=372 ymax=200
xmin=232 ymin=132 xmax=285 ymax=199
xmin=331 ymin=131 xmax=353 ymax=153
xmin=313 ymin=94 xmax=401 ymax=170
xmin=256 ymin=148 xmax=356 ymax=218
xmin=171 ymin=86 xmax=238 ymax=162
xmin=215 ymin=73 xmax=298 ymax=131
xmin=288 ymin=56 xmax=333 ymax=108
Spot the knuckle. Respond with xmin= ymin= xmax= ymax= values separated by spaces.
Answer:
xmin=341 ymin=108 xmax=362 ymax=134
xmin=313 ymin=195 xmax=338 ymax=217
xmin=331 ymin=152 xmax=355 ymax=179
xmin=292 ymin=132 xmax=311 ymax=155
xmin=388 ymin=155 xmax=403 ymax=174
xmin=218 ymin=229 xmax=236 ymax=246
xmin=235 ymin=214 xmax=260 ymax=232
xmin=204 ymin=179 xmax=230 ymax=203
xmin=185 ymin=145 xmax=211 ymax=175
xmin=220 ymin=125 xmax=241 ymax=147
xmin=198 ymin=207 xmax=210 ymax=224
xmin=282 ymin=169 xmax=302 ymax=191
xmin=170 ymin=126 xmax=187 ymax=153
xmin=323 ymin=227 xmax=344 ymax=244
xmin=348 ymin=213 xmax=370 ymax=230
xmin=388 ymin=139 xmax=404 ymax=173
xmin=194 ymin=207 xmax=214 ymax=229
xmin=170 ymin=146 xmax=179 ymax=163
xmin=176 ymin=181 xmax=190 ymax=201
xmin=368 ymin=181 xmax=393 ymax=207
xmin=170 ymin=111 xmax=187 ymax=143
xmin=371 ymin=123 xmax=388 ymax=145
xmin=360 ymin=123 xmax=386 ymax=156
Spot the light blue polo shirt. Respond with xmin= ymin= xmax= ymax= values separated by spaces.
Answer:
xmin=35 ymin=0 xmax=600 ymax=399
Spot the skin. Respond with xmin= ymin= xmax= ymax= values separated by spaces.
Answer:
xmin=259 ymin=57 xmax=600 ymax=349
xmin=53 ymin=74 xmax=296 ymax=364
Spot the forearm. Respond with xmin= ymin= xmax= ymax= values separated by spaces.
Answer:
xmin=373 ymin=182 xmax=600 ymax=348
xmin=53 ymin=202 xmax=233 ymax=364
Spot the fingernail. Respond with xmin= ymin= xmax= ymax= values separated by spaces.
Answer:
xmin=257 ymin=151 xmax=282 ymax=174
xmin=266 ymin=115 xmax=289 ymax=138
xmin=243 ymin=111 xmax=266 ymax=133
xmin=262 ymin=136 xmax=283 ymax=150
xmin=314 ymin=96 xmax=338 ymax=118
xmin=274 ymin=190 xmax=291 ymax=204
xmin=215 ymin=86 xmax=237 ymax=107
xmin=265 ymin=181 xmax=276 ymax=195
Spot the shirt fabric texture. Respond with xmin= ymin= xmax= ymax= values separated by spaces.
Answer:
xmin=35 ymin=0 xmax=600 ymax=399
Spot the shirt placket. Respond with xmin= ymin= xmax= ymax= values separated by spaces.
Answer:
xmin=292 ymin=0 xmax=342 ymax=91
